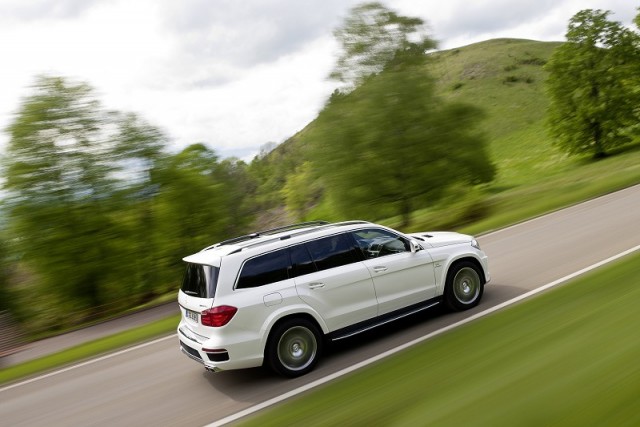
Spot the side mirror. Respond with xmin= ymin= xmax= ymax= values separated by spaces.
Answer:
xmin=409 ymin=240 xmax=422 ymax=253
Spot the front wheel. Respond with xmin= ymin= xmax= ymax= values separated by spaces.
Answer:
xmin=265 ymin=318 xmax=322 ymax=377
xmin=444 ymin=261 xmax=484 ymax=311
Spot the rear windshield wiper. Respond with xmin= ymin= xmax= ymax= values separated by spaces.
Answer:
xmin=183 ymin=290 xmax=199 ymax=296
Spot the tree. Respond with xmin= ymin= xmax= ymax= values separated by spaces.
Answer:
xmin=110 ymin=112 xmax=169 ymax=299
xmin=3 ymin=76 xmax=124 ymax=316
xmin=0 ymin=237 xmax=11 ymax=312
xmin=282 ymin=161 xmax=322 ymax=220
xmin=330 ymin=2 xmax=435 ymax=90
xmin=546 ymin=9 xmax=640 ymax=158
xmin=311 ymin=4 xmax=494 ymax=227
xmin=153 ymin=144 xmax=242 ymax=282
xmin=2 ymin=75 xmax=172 ymax=323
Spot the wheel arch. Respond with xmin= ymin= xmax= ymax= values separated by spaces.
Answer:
xmin=446 ymin=256 xmax=487 ymax=284
xmin=260 ymin=309 xmax=327 ymax=358
xmin=262 ymin=313 xmax=325 ymax=376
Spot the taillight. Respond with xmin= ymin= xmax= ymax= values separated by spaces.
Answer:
xmin=201 ymin=305 xmax=238 ymax=327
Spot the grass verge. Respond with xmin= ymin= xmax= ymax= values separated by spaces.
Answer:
xmin=241 ymin=251 xmax=640 ymax=427
xmin=0 ymin=314 xmax=180 ymax=386
xmin=402 ymin=147 xmax=640 ymax=235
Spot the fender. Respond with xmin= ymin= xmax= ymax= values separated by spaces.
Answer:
xmin=258 ymin=303 xmax=328 ymax=354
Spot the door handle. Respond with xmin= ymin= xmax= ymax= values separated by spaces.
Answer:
xmin=373 ymin=266 xmax=388 ymax=273
xmin=308 ymin=282 xmax=325 ymax=289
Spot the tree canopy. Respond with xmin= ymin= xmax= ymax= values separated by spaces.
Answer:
xmin=546 ymin=9 xmax=640 ymax=158
xmin=311 ymin=3 xmax=494 ymax=227
xmin=330 ymin=1 xmax=436 ymax=90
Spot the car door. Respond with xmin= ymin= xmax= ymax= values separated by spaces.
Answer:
xmin=353 ymin=228 xmax=437 ymax=315
xmin=293 ymin=233 xmax=378 ymax=332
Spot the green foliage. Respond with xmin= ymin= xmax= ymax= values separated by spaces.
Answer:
xmin=282 ymin=161 xmax=322 ymax=221
xmin=313 ymin=50 xmax=494 ymax=226
xmin=0 ymin=237 xmax=12 ymax=312
xmin=329 ymin=2 xmax=436 ymax=89
xmin=3 ymin=76 xmax=128 ymax=315
xmin=1 ymin=76 xmax=254 ymax=333
xmin=546 ymin=9 xmax=640 ymax=158
xmin=153 ymin=144 xmax=249 ymax=282
xmin=309 ymin=4 xmax=495 ymax=228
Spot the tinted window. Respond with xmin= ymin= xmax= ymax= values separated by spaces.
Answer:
xmin=289 ymin=244 xmax=317 ymax=277
xmin=237 ymin=249 xmax=290 ymax=289
xmin=306 ymin=233 xmax=361 ymax=271
xmin=352 ymin=228 xmax=410 ymax=259
xmin=181 ymin=263 xmax=219 ymax=298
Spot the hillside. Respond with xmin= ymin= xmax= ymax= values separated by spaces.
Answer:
xmin=429 ymin=38 xmax=565 ymax=186
xmin=252 ymin=38 xmax=569 ymax=226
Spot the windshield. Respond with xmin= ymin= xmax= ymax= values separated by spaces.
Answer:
xmin=181 ymin=263 xmax=219 ymax=298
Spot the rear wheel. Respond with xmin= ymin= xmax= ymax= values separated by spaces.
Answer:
xmin=444 ymin=261 xmax=484 ymax=311
xmin=266 ymin=318 xmax=322 ymax=377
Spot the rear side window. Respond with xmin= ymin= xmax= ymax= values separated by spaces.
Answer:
xmin=237 ymin=249 xmax=290 ymax=289
xmin=181 ymin=263 xmax=219 ymax=298
xmin=289 ymin=244 xmax=317 ymax=277
xmin=305 ymin=233 xmax=361 ymax=271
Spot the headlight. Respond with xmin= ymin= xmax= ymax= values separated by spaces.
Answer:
xmin=471 ymin=239 xmax=480 ymax=250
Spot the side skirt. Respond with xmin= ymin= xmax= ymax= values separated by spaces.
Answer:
xmin=328 ymin=297 xmax=442 ymax=342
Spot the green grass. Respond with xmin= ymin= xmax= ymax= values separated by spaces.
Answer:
xmin=459 ymin=147 xmax=640 ymax=235
xmin=0 ymin=314 xmax=180 ymax=385
xmin=365 ymin=39 xmax=640 ymax=233
xmin=241 ymin=251 xmax=640 ymax=427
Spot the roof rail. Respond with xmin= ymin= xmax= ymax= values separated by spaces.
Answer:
xmin=256 ymin=221 xmax=330 ymax=236
xmin=330 ymin=220 xmax=371 ymax=227
xmin=204 ymin=221 xmax=330 ymax=250
xmin=228 ymin=220 xmax=374 ymax=252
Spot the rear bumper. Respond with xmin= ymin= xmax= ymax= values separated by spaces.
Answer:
xmin=177 ymin=321 xmax=264 ymax=372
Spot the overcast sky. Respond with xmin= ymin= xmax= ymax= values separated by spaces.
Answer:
xmin=0 ymin=0 xmax=637 ymax=160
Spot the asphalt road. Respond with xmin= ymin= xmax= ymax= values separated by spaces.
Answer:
xmin=2 ymin=184 xmax=639 ymax=427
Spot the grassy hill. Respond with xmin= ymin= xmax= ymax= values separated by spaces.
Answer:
xmin=252 ymin=38 xmax=640 ymax=230
xmin=429 ymin=38 xmax=565 ymax=187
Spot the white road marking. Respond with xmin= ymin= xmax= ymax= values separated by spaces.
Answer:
xmin=0 ymin=334 xmax=176 ymax=393
xmin=206 ymin=243 xmax=640 ymax=427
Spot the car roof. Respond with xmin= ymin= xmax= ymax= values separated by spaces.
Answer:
xmin=183 ymin=220 xmax=379 ymax=264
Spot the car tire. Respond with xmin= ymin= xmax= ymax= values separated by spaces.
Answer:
xmin=265 ymin=318 xmax=323 ymax=377
xmin=444 ymin=261 xmax=484 ymax=311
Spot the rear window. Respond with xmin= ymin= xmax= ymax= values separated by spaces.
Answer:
xmin=236 ymin=249 xmax=290 ymax=289
xmin=181 ymin=263 xmax=219 ymax=298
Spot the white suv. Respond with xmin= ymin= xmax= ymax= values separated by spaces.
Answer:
xmin=177 ymin=221 xmax=489 ymax=377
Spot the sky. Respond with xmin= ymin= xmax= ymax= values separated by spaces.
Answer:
xmin=0 ymin=0 xmax=637 ymax=161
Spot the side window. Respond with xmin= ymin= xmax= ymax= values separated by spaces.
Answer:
xmin=352 ymin=228 xmax=410 ymax=259
xmin=305 ymin=233 xmax=361 ymax=271
xmin=289 ymin=244 xmax=317 ymax=278
xmin=236 ymin=249 xmax=290 ymax=289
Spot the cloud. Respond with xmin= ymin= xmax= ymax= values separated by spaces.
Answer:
xmin=440 ymin=0 xmax=561 ymax=35
xmin=0 ymin=0 xmax=637 ymax=159
xmin=158 ymin=0 xmax=360 ymax=69
xmin=0 ymin=0 xmax=101 ymax=22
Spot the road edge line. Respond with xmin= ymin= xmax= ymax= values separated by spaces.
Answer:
xmin=0 ymin=334 xmax=176 ymax=393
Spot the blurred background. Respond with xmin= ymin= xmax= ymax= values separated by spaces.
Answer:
xmin=0 ymin=0 xmax=639 ymax=350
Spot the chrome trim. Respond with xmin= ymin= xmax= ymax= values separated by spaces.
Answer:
xmin=331 ymin=301 xmax=441 ymax=341
xmin=180 ymin=346 xmax=204 ymax=365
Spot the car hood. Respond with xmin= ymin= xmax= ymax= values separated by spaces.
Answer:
xmin=407 ymin=231 xmax=473 ymax=248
